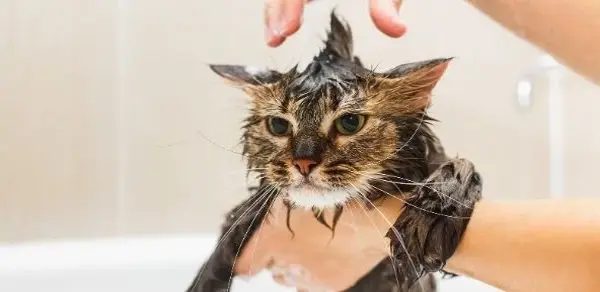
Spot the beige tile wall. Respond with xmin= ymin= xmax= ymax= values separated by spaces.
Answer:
xmin=0 ymin=0 xmax=120 ymax=242
xmin=1 ymin=0 xmax=598 ymax=243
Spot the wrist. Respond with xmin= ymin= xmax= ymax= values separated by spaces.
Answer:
xmin=386 ymin=159 xmax=483 ymax=286
xmin=443 ymin=200 xmax=483 ymax=276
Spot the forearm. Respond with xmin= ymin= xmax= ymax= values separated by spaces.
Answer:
xmin=467 ymin=0 xmax=600 ymax=84
xmin=446 ymin=199 xmax=600 ymax=292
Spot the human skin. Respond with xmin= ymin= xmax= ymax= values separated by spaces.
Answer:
xmin=264 ymin=0 xmax=600 ymax=83
xmin=444 ymin=199 xmax=600 ymax=292
xmin=236 ymin=198 xmax=600 ymax=291
xmin=234 ymin=0 xmax=600 ymax=290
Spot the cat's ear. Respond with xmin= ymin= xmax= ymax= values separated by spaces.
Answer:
xmin=209 ymin=64 xmax=282 ymax=87
xmin=368 ymin=58 xmax=452 ymax=112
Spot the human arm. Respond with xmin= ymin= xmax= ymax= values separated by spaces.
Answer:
xmin=264 ymin=0 xmax=600 ymax=84
xmin=446 ymin=199 xmax=600 ymax=292
xmin=465 ymin=0 xmax=600 ymax=85
xmin=236 ymin=198 xmax=600 ymax=291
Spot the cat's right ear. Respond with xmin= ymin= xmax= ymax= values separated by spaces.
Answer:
xmin=209 ymin=64 xmax=282 ymax=87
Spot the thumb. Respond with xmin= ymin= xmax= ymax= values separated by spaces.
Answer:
xmin=368 ymin=0 xmax=407 ymax=38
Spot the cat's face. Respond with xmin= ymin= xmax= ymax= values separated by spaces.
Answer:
xmin=210 ymin=58 xmax=449 ymax=209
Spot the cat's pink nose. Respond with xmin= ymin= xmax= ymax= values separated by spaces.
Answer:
xmin=293 ymin=159 xmax=318 ymax=176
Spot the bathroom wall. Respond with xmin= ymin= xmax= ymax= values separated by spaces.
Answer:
xmin=1 ymin=0 xmax=599 ymax=243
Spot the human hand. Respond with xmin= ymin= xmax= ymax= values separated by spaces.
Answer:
xmin=235 ymin=196 xmax=404 ymax=291
xmin=264 ymin=0 xmax=406 ymax=47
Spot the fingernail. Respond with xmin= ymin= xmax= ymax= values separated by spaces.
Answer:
xmin=265 ymin=20 xmax=289 ymax=47
xmin=386 ymin=14 xmax=407 ymax=38
xmin=273 ymin=23 xmax=286 ymax=38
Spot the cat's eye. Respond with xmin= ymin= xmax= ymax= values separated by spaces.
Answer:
xmin=335 ymin=114 xmax=366 ymax=135
xmin=267 ymin=116 xmax=292 ymax=136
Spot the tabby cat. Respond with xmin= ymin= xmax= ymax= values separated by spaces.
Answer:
xmin=186 ymin=11 xmax=482 ymax=292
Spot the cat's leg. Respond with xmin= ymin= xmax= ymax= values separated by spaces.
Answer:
xmin=343 ymin=259 xmax=437 ymax=292
xmin=387 ymin=158 xmax=483 ymax=289
xmin=185 ymin=190 xmax=276 ymax=292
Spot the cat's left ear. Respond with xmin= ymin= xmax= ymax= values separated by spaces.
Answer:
xmin=368 ymin=58 xmax=452 ymax=112
xmin=209 ymin=64 xmax=282 ymax=87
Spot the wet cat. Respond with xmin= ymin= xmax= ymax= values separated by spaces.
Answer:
xmin=186 ymin=11 xmax=482 ymax=292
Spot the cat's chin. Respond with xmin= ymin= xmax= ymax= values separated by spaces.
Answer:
xmin=285 ymin=185 xmax=354 ymax=210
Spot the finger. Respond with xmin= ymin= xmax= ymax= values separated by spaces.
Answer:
xmin=368 ymin=0 xmax=407 ymax=38
xmin=264 ymin=0 xmax=306 ymax=47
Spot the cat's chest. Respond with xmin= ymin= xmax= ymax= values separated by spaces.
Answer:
xmin=285 ymin=187 xmax=355 ymax=210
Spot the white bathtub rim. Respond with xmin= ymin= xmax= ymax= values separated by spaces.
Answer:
xmin=0 ymin=234 xmax=502 ymax=291
xmin=0 ymin=234 xmax=219 ymax=274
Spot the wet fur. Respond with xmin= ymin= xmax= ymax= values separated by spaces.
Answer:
xmin=186 ymin=12 xmax=482 ymax=292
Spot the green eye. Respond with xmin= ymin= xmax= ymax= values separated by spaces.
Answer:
xmin=267 ymin=116 xmax=291 ymax=136
xmin=335 ymin=114 xmax=366 ymax=135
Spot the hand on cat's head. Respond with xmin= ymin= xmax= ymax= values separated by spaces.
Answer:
xmin=234 ymin=196 xmax=403 ymax=291
xmin=264 ymin=0 xmax=406 ymax=47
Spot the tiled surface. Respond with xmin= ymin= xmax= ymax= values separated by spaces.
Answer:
xmin=1 ymin=0 xmax=599 ymax=243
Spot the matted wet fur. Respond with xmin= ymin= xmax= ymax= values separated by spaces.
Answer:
xmin=186 ymin=11 xmax=482 ymax=292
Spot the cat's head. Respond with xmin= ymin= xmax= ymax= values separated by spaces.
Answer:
xmin=210 ymin=12 xmax=450 ymax=210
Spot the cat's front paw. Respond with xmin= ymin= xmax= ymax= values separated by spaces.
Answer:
xmin=387 ymin=158 xmax=482 ymax=286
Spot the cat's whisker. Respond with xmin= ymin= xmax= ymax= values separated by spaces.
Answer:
xmin=383 ymin=113 xmax=427 ymax=160
xmin=219 ymin=168 xmax=267 ymax=177
xmin=242 ymin=173 xmax=266 ymax=181
xmin=373 ymin=172 xmax=472 ymax=209
xmin=241 ymin=167 xmax=270 ymax=172
xmin=355 ymin=151 xmax=426 ymax=170
xmin=227 ymin=186 xmax=279 ymax=291
xmin=363 ymin=179 xmax=470 ymax=219
xmin=349 ymin=169 xmax=470 ymax=210
xmin=247 ymin=176 xmax=266 ymax=183
xmin=340 ymin=187 xmax=360 ymax=237
xmin=228 ymin=187 xmax=270 ymax=219
xmin=348 ymin=182 xmax=423 ymax=291
xmin=248 ymin=184 xmax=281 ymax=276
xmin=271 ymin=186 xmax=283 ymax=226
xmin=354 ymin=113 xmax=429 ymax=168
xmin=363 ymin=173 xmax=444 ymax=189
xmin=196 ymin=130 xmax=245 ymax=156
xmin=221 ymin=188 xmax=272 ymax=244
xmin=155 ymin=137 xmax=198 ymax=148
xmin=346 ymin=169 xmax=456 ymax=204
xmin=155 ymin=129 xmax=246 ymax=157
xmin=349 ymin=196 xmax=402 ymax=289
xmin=189 ymin=186 xmax=272 ymax=291
xmin=354 ymin=171 xmax=446 ymax=187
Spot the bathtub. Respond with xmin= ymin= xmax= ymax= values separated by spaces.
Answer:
xmin=0 ymin=235 xmax=501 ymax=292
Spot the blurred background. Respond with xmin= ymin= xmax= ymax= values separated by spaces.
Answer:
xmin=0 ymin=0 xmax=599 ymax=291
